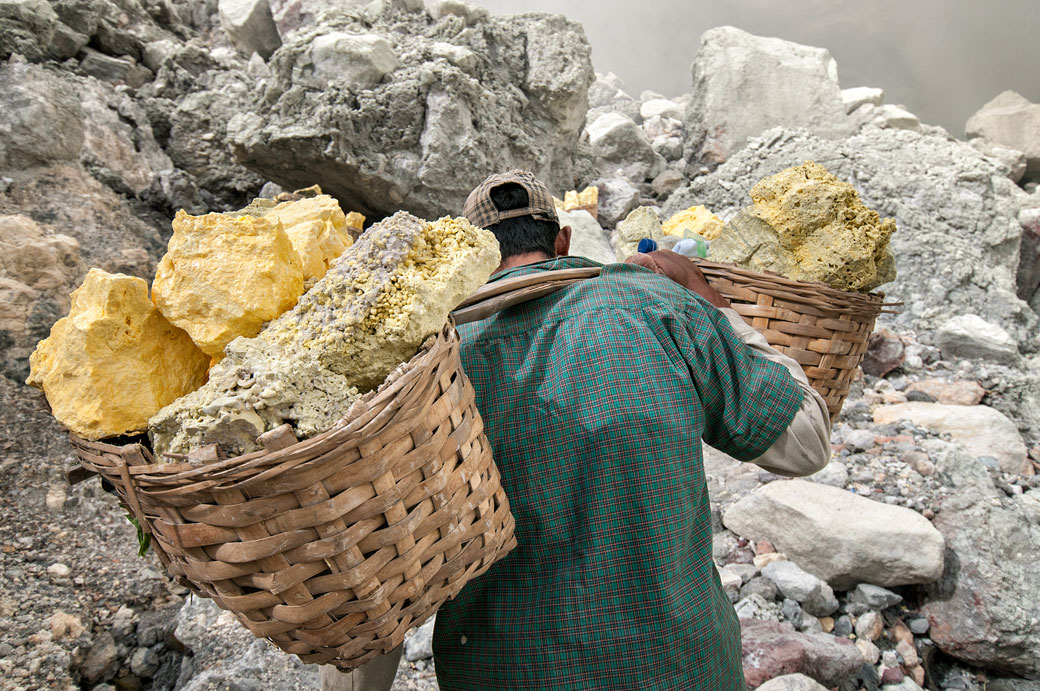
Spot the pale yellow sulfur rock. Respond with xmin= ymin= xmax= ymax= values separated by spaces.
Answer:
xmin=662 ymin=205 xmax=725 ymax=240
xmin=345 ymin=211 xmax=365 ymax=233
xmin=151 ymin=210 xmax=305 ymax=358
xmin=615 ymin=206 xmax=664 ymax=262
xmin=710 ymin=161 xmax=897 ymax=292
xmin=554 ymin=187 xmax=599 ymax=219
xmin=239 ymin=194 xmax=354 ymax=282
xmin=149 ymin=212 xmax=501 ymax=457
xmin=26 ymin=269 xmax=209 ymax=440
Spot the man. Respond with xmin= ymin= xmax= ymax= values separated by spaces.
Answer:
xmin=430 ymin=170 xmax=831 ymax=690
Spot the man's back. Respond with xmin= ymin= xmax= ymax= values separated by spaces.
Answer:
xmin=433 ymin=256 xmax=805 ymax=690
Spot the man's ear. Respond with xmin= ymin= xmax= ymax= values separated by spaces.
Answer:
xmin=555 ymin=225 xmax=572 ymax=257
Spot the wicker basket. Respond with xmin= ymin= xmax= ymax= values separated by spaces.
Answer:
xmin=70 ymin=324 xmax=516 ymax=670
xmin=454 ymin=261 xmax=899 ymax=419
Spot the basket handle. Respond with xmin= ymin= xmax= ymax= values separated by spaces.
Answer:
xmin=452 ymin=266 xmax=602 ymax=325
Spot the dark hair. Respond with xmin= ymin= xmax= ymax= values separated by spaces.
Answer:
xmin=487 ymin=183 xmax=560 ymax=259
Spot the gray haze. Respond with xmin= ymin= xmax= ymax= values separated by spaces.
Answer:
xmin=476 ymin=0 xmax=1040 ymax=134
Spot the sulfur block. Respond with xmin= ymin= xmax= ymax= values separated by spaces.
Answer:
xmin=710 ymin=161 xmax=897 ymax=292
xmin=558 ymin=186 xmax=599 ymax=219
xmin=345 ymin=211 xmax=365 ymax=233
xmin=151 ymin=209 xmax=305 ymax=358
xmin=243 ymin=194 xmax=353 ymax=282
xmin=26 ymin=269 xmax=210 ymax=440
xmin=662 ymin=205 xmax=725 ymax=240
xmin=615 ymin=206 xmax=664 ymax=262
xmin=149 ymin=212 xmax=500 ymax=457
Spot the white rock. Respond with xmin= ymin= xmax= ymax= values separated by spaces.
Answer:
xmin=936 ymin=314 xmax=1019 ymax=365
xmin=842 ymin=86 xmax=885 ymax=114
xmin=47 ymin=563 xmax=71 ymax=578
xmin=683 ymin=26 xmax=851 ymax=168
xmin=218 ymin=0 xmax=282 ymax=60
xmin=594 ymin=178 xmax=641 ymax=228
xmin=430 ymin=41 xmax=477 ymax=74
xmin=809 ymin=461 xmax=848 ymax=488
xmin=293 ymin=32 xmax=397 ymax=90
xmin=640 ymin=98 xmax=683 ymax=122
xmin=558 ymin=209 xmax=614 ymax=265
xmin=873 ymin=402 xmax=1030 ymax=475
xmin=723 ymin=480 xmax=945 ymax=589
xmin=428 ymin=0 xmax=488 ymax=25
xmin=969 ymin=138 xmax=1028 ymax=183
xmin=44 ymin=485 xmax=66 ymax=511
xmin=870 ymin=104 xmax=922 ymax=132
xmin=404 ymin=616 xmax=435 ymax=661
xmin=756 ymin=673 xmax=830 ymax=691
xmin=586 ymin=111 xmax=665 ymax=181
xmin=966 ymin=90 xmax=1040 ymax=177
xmin=762 ymin=561 xmax=838 ymax=616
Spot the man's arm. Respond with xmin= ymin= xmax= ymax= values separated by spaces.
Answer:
xmin=719 ymin=307 xmax=831 ymax=477
xmin=626 ymin=251 xmax=830 ymax=476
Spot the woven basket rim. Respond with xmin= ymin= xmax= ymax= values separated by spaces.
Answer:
xmin=71 ymin=324 xmax=459 ymax=488
xmin=691 ymin=258 xmax=902 ymax=316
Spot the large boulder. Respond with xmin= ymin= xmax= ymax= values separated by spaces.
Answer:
xmin=0 ymin=0 xmax=59 ymax=61
xmin=966 ymin=91 xmax=1040 ymax=179
xmin=0 ymin=59 xmax=85 ymax=171
xmin=934 ymin=313 xmax=1020 ymax=365
xmin=921 ymin=446 xmax=1040 ymax=678
xmin=219 ymin=0 xmax=282 ymax=59
xmin=873 ymin=402 xmax=1030 ymax=476
xmin=723 ymin=479 xmax=945 ymax=589
xmin=664 ymin=127 xmax=1037 ymax=345
xmin=683 ymin=27 xmax=851 ymax=170
xmin=585 ymin=111 xmax=665 ymax=182
xmin=558 ymin=209 xmax=613 ymax=265
xmin=228 ymin=4 xmax=594 ymax=219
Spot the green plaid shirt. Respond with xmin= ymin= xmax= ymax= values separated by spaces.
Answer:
xmin=433 ymin=256 xmax=803 ymax=690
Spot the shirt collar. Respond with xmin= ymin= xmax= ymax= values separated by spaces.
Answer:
xmin=489 ymin=255 xmax=604 ymax=283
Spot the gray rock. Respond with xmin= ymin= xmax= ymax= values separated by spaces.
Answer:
xmin=873 ymin=403 xmax=1030 ymax=476
xmin=219 ymin=0 xmax=282 ymax=60
xmin=0 ymin=60 xmax=85 ymax=170
xmin=735 ymin=593 xmax=780 ymax=622
xmin=586 ymin=111 xmax=665 ymax=182
xmin=291 ymin=31 xmax=397 ymax=90
xmin=844 ymin=429 xmax=877 ymax=453
xmin=782 ymin=598 xmax=805 ymax=628
xmin=935 ymin=314 xmax=1020 ymax=365
xmin=757 ymin=673 xmax=830 ymax=691
xmin=854 ymin=610 xmax=883 ymax=641
xmin=651 ymin=136 xmax=684 ymax=163
xmin=81 ymin=631 xmax=118 ymax=684
xmin=970 ymin=138 xmax=1029 ymax=184
xmin=842 ymin=86 xmax=885 ymax=114
xmin=920 ymin=446 xmax=1040 ymax=677
xmin=558 ymin=209 xmax=614 ymax=265
xmin=723 ymin=480 xmax=945 ymax=589
xmin=663 ymin=127 xmax=1037 ymax=345
xmin=174 ymin=596 xmax=317 ymax=690
xmin=762 ymin=561 xmax=839 ymax=617
xmin=78 ymin=48 xmax=153 ymax=89
xmin=849 ymin=583 xmax=903 ymax=610
xmin=403 ymin=615 xmax=434 ymax=662
xmin=229 ymin=9 xmax=593 ymax=219
xmin=640 ymin=98 xmax=683 ymax=121
xmin=1018 ymin=208 xmax=1040 ymax=304
xmin=595 ymin=177 xmax=641 ymax=228
xmin=130 ymin=645 xmax=162 ymax=677
xmin=0 ymin=0 xmax=58 ymax=62
xmin=966 ymin=91 xmax=1040 ymax=178
xmin=809 ymin=461 xmax=848 ymax=488
xmin=683 ymin=27 xmax=850 ymax=170
xmin=907 ymin=617 xmax=930 ymax=635
xmin=740 ymin=575 xmax=779 ymax=602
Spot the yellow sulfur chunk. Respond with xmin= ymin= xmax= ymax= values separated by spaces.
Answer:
xmin=555 ymin=187 xmax=599 ymax=219
xmin=151 ymin=210 xmax=304 ymax=358
xmin=663 ymin=205 xmax=725 ymax=240
xmin=345 ymin=211 xmax=365 ymax=233
xmin=245 ymin=195 xmax=354 ymax=282
xmin=26 ymin=269 xmax=209 ymax=440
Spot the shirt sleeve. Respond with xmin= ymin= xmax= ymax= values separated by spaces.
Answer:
xmin=718 ymin=308 xmax=832 ymax=477
xmin=672 ymin=300 xmax=806 ymax=462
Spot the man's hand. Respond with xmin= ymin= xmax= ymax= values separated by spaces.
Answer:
xmin=626 ymin=250 xmax=731 ymax=309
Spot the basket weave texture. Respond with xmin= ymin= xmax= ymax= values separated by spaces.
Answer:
xmin=71 ymin=325 xmax=517 ymax=669
xmin=691 ymin=258 xmax=896 ymax=418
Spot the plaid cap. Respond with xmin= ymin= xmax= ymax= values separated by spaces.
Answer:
xmin=463 ymin=170 xmax=559 ymax=229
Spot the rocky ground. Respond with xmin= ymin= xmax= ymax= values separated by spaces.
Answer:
xmin=2 ymin=0 xmax=1040 ymax=689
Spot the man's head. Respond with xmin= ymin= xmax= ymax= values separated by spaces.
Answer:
xmin=463 ymin=170 xmax=571 ymax=271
